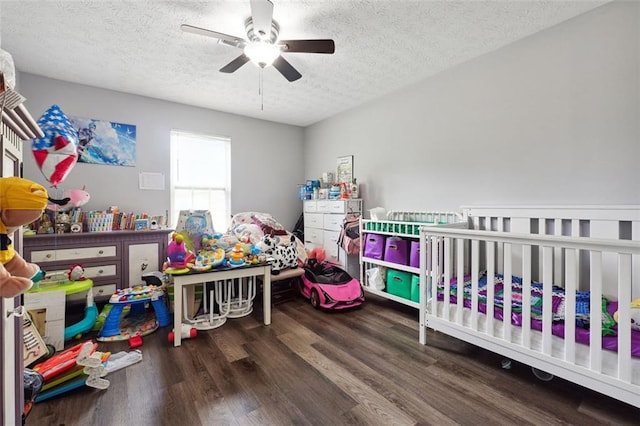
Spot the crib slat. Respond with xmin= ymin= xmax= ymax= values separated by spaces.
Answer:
xmin=486 ymin=243 xmax=496 ymax=338
xmin=564 ymin=249 xmax=578 ymax=364
xmin=554 ymin=218 xmax=563 ymax=287
xmin=522 ymin=245 xmax=532 ymax=349
xmin=589 ymin=251 xmax=603 ymax=372
xmin=471 ymin=240 xmax=479 ymax=331
xmin=443 ymin=237 xmax=451 ymax=321
xmin=618 ymin=253 xmax=632 ymax=383
xmin=504 ymin=243 xmax=513 ymax=343
xmin=456 ymin=239 xmax=464 ymax=325
xmin=542 ymin=246 xmax=553 ymax=355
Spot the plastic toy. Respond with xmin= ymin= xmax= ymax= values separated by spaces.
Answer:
xmin=166 ymin=233 xmax=195 ymax=271
xmin=168 ymin=324 xmax=197 ymax=343
xmin=0 ymin=177 xmax=49 ymax=298
xmin=29 ymin=275 xmax=99 ymax=340
xmin=31 ymin=104 xmax=79 ymax=187
xmin=128 ymin=335 xmax=143 ymax=349
xmin=98 ymin=285 xmax=170 ymax=341
xmin=300 ymin=261 xmax=364 ymax=310
xmin=228 ymin=243 xmax=246 ymax=267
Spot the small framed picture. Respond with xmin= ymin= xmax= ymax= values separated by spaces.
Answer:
xmin=336 ymin=155 xmax=354 ymax=184
xmin=134 ymin=218 xmax=150 ymax=231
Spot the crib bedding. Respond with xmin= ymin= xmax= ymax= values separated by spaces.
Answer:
xmin=435 ymin=273 xmax=640 ymax=357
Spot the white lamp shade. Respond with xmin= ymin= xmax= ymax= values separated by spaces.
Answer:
xmin=244 ymin=42 xmax=280 ymax=68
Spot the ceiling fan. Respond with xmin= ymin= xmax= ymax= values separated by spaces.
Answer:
xmin=181 ymin=0 xmax=335 ymax=82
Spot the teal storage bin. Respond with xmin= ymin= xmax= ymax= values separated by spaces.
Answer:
xmin=410 ymin=274 xmax=420 ymax=302
xmin=386 ymin=269 xmax=411 ymax=300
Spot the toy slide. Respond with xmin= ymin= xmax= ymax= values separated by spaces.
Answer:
xmin=36 ymin=375 xmax=87 ymax=402
xmin=64 ymin=288 xmax=99 ymax=340
xmin=33 ymin=341 xmax=98 ymax=381
xmin=34 ymin=341 xmax=111 ymax=403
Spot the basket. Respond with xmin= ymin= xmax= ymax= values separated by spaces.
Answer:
xmin=87 ymin=213 xmax=114 ymax=232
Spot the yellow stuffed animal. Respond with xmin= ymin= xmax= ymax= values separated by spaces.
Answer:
xmin=0 ymin=177 xmax=49 ymax=298
xmin=613 ymin=298 xmax=640 ymax=332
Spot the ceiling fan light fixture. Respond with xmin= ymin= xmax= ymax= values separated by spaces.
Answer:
xmin=244 ymin=41 xmax=280 ymax=68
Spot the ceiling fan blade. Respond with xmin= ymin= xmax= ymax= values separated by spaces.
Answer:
xmin=250 ymin=0 xmax=274 ymax=39
xmin=272 ymin=56 xmax=302 ymax=82
xmin=181 ymin=24 xmax=245 ymax=48
xmin=279 ymin=39 xmax=335 ymax=54
xmin=220 ymin=54 xmax=251 ymax=73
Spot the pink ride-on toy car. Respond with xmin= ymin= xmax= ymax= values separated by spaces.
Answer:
xmin=299 ymin=261 xmax=364 ymax=309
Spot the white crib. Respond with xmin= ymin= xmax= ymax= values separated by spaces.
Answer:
xmin=418 ymin=206 xmax=640 ymax=408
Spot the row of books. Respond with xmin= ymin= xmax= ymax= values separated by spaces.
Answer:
xmin=29 ymin=209 xmax=166 ymax=233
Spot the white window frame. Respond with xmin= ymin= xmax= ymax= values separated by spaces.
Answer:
xmin=169 ymin=130 xmax=231 ymax=232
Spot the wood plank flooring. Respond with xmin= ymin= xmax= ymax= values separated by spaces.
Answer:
xmin=27 ymin=294 xmax=640 ymax=425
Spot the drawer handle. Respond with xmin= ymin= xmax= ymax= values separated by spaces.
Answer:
xmin=46 ymin=254 xmax=52 ymax=259
xmin=98 ymin=269 xmax=104 ymax=275
xmin=98 ymin=250 xmax=104 ymax=255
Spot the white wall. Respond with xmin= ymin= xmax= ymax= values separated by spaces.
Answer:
xmin=304 ymin=1 xmax=640 ymax=215
xmin=18 ymin=73 xmax=305 ymax=229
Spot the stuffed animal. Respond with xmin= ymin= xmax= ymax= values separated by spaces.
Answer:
xmin=46 ymin=187 xmax=90 ymax=211
xmin=614 ymin=298 xmax=640 ymax=332
xmin=256 ymin=234 xmax=298 ymax=275
xmin=0 ymin=177 xmax=49 ymax=298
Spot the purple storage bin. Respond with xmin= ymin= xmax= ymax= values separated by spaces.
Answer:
xmin=409 ymin=241 xmax=420 ymax=268
xmin=363 ymin=233 xmax=386 ymax=260
xmin=384 ymin=238 xmax=409 ymax=265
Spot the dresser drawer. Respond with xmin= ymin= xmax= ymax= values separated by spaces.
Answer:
xmin=303 ymin=201 xmax=318 ymax=213
xmin=45 ymin=264 xmax=118 ymax=280
xmin=323 ymin=214 xmax=344 ymax=231
xmin=30 ymin=245 xmax=117 ymax=263
xmin=317 ymin=200 xmax=361 ymax=214
xmin=323 ymin=230 xmax=340 ymax=253
xmin=304 ymin=227 xmax=323 ymax=245
xmin=305 ymin=213 xmax=323 ymax=229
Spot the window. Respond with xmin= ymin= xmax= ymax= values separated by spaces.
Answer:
xmin=170 ymin=130 xmax=230 ymax=232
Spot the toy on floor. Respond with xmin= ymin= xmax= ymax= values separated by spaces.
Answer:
xmin=97 ymin=285 xmax=170 ymax=342
xmin=27 ymin=273 xmax=98 ymax=341
xmin=168 ymin=323 xmax=197 ymax=343
xmin=34 ymin=340 xmax=111 ymax=402
xmin=0 ymin=176 xmax=49 ymax=298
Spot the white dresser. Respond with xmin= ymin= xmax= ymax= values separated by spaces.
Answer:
xmin=303 ymin=199 xmax=362 ymax=278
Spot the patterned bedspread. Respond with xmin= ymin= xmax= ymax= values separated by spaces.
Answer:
xmin=436 ymin=273 xmax=639 ymax=357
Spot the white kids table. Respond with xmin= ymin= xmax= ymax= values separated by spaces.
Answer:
xmin=169 ymin=263 xmax=272 ymax=347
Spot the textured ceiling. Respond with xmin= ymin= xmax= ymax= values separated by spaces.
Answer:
xmin=1 ymin=0 xmax=609 ymax=127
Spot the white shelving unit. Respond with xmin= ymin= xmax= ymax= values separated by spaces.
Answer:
xmin=360 ymin=219 xmax=421 ymax=308
xmin=360 ymin=214 xmax=467 ymax=310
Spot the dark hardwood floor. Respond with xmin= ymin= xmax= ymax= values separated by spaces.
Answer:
xmin=28 ymin=293 xmax=640 ymax=426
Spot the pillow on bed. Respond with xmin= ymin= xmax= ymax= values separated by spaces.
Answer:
xmin=251 ymin=213 xmax=288 ymax=236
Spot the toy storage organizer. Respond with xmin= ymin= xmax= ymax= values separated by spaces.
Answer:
xmin=360 ymin=212 xmax=465 ymax=309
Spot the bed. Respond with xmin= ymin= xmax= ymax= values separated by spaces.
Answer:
xmin=418 ymin=206 xmax=640 ymax=408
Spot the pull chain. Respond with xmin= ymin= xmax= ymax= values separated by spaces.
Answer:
xmin=259 ymin=68 xmax=264 ymax=111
